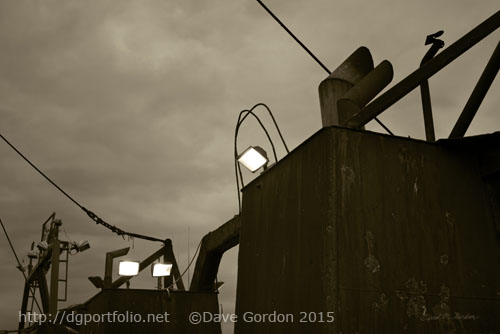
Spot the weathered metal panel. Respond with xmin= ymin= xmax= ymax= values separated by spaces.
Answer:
xmin=78 ymin=289 xmax=221 ymax=334
xmin=235 ymin=126 xmax=500 ymax=333
xmin=236 ymin=129 xmax=338 ymax=333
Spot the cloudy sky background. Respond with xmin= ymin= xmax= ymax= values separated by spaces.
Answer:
xmin=0 ymin=0 xmax=499 ymax=332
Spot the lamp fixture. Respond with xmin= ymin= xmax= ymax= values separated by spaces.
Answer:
xmin=237 ymin=146 xmax=269 ymax=173
xmin=233 ymin=103 xmax=290 ymax=212
xmin=72 ymin=240 xmax=91 ymax=253
xmin=118 ymin=261 xmax=140 ymax=276
xmin=151 ymin=263 xmax=173 ymax=277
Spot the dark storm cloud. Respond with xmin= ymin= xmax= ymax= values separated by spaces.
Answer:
xmin=1 ymin=0 xmax=499 ymax=332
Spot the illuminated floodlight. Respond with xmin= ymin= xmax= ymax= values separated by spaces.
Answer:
xmin=237 ymin=146 xmax=269 ymax=173
xmin=119 ymin=261 xmax=139 ymax=276
xmin=152 ymin=263 xmax=173 ymax=277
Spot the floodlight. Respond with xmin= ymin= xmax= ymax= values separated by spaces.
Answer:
xmin=37 ymin=241 xmax=48 ymax=251
xmin=75 ymin=240 xmax=91 ymax=253
xmin=27 ymin=250 xmax=38 ymax=259
xmin=237 ymin=146 xmax=269 ymax=172
xmin=118 ymin=261 xmax=139 ymax=276
xmin=152 ymin=263 xmax=173 ymax=277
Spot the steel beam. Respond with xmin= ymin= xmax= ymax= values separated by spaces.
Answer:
xmin=49 ymin=239 xmax=60 ymax=317
xmin=190 ymin=215 xmax=241 ymax=291
xmin=38 ymin=270 xmax=50 ymax=313
xmin=343 ymin=10 xmax=500 ymax=128
xmin=18 ymin=282 xmax=31 ymax=329
xmin=103 ymin=247 xmax=130 ymax=289
xmin=449 ymin=41 xmax=500 ymax=138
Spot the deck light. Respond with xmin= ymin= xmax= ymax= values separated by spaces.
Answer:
xmin=119 ymin=261 xmax=139 ymax=276
xmin=237 ymin=146 xmax=269 ymax=172
xmin=152 ymin=263 xmax=173 ymax=277
xmin=74 ymin=240 xmax=90 ymax=253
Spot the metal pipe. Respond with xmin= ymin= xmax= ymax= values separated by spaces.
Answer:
xmin=343 ymin=10 xmax=500 ymax=128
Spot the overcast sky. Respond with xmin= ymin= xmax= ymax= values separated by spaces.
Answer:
xmin=0 ymin=0 xmax=498 ymax=332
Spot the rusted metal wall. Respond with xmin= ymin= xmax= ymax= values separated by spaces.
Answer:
xmin=235 ymin=126 xmax=500 ymax=333
xmin=78 ymin=289 xmax=221 ymax=334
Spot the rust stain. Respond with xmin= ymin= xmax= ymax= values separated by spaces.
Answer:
xmin=364 ymin=231 xmax=380 ymax=273
xmin=372 ymin=292 xmax=389 ymax=312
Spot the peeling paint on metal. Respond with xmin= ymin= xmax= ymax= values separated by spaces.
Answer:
xmin=364 ymin=254 xmax=381 ymax=273
xmin=440 ymin=254 xmax=449 ymax=265
xmin=445 ymin=212 xmax=456 ymax=236
xmin=364 ymin=231 xmax=380 ymax=273
xmin=341 ymin=165 xmax=355 ymax=192
xmin=397 ymin=278 xmax=429 ymax=320
xmin=371 ymin=292 xmax=389 ymax=312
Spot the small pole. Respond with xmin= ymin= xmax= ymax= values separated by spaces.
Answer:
xmin=420 ymin=31 xmax=444 ymax=142
xmin=49 ymin=220 xmax=62 ymax=318
xmin=420 ymin=80 xmax=436 ymax=142
xmin=157 ymin=277 xmax=162 ymax=290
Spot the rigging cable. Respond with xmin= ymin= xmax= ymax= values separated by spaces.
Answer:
xmin=0 ymin=133 xmax=165 ymax=243
xmin=255 ymin=0 xmax=394 ymax=135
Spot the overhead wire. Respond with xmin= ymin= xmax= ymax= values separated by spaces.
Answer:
xmin=0 ymin=133 xmax=165 ymax=243
xmin=255 ymin=0 xmax=394 ymax=135
xmin=0 ymin=217 xmax=42 ymax=314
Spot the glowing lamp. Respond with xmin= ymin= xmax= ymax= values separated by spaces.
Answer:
xmin=152 ymin=263 xmax=173 ymax=277
xmin=118 ymin=261 xmax=139 ymax=276
xmin=237 ymin=146 xmax=268 ymax=172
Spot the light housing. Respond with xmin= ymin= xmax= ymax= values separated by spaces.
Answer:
xmin=75 ymin=240 xmax=90 ymax=253
xmin=37 ymin=241 xmax=48 ymax=251
xmin=152 ymin=263 xmax=173 ymax=277
xmin=27 ymin=250 xmax=38 ymax=259
xmin=237 ymin=146 xmax=269 ymax=173
xmin=118 ymin=261 xmax=140 ymax=276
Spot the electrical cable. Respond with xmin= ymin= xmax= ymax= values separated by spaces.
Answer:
xmin=234 ymin=103 xmax=290 ymax=212
xmin=0 ymin=133 xmax=165 ymax=243
xmin=234 ymin=106 xmax=278 ymax=212
xmin=166 ymin=240 xmax=202 ymax=290
xmin=255 ymin=0 xmax=394 ymax=135
xmin=234 ymin=110 xmax=271 ymax=212
xmin=236 ymin=110 xmax=278 ymax=162
xmin=0 ymin=218 xmax=43 ymax=314
xmin=251 ymin=103 xmax=289 ymax=153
